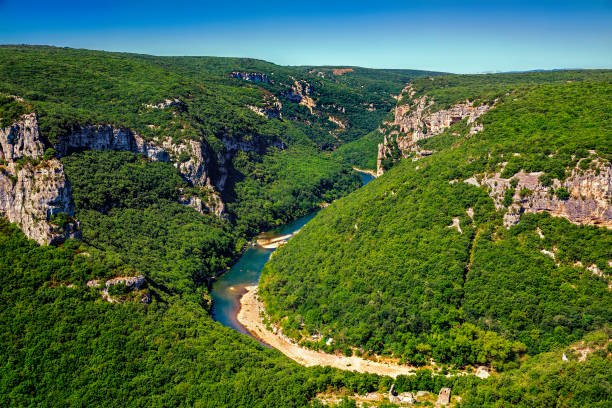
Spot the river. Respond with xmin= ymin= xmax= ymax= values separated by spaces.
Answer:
xmin=210 ymin=170 xmax=375 ymax=341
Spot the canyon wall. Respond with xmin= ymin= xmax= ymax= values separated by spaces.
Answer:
xmin=465 ymin=159 xmax=612 ymax=228
xmin=377 ymin=88 xmax=492 ymax=175
xmin=0 ymin=112 xmax=287 ymax=243
xmin=0 ymin=113 xmax=79 ymax=244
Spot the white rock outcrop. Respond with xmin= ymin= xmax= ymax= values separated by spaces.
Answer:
xmin=231 ymin=71 xmax=270 ymax=83
xmin=0 ymin=113 xmax=79 ymax=244
xmin=464 ymin=160 xmax=612 ymax=228
xmin=377 ymin=87 xmax=493 ymax=175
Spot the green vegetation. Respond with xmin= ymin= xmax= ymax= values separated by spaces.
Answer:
xmin=403 ymin=69 xmax=612 ymax=111
xmin=0 ymin=45 xmax=411 ymax=235
xmin=460 ymin=330 xmax=611 ymax=407
xmin=331 ymin=129 xmax=383 ymax=170
xmin=229 ymin=146 xmax=361 ymax=236
xmin=61 ymin=150 xmax=236 ymax=300
xmin=0 ymin=94 xmax=29 ymax=127
xmin=260 ymin=72 xmax=612 ymax=371
xmin=0 ymin=218 xmax=399 ymax=407
xmin=1 ymin=46 xmax=610 ymax=406
xmin=141 ymin=57 xmax=441 ymax=148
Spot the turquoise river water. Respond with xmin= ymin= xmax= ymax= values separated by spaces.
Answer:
xmin=210 ymin=171 xmax=375 ymax=341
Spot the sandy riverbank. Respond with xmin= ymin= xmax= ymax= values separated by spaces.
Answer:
xmin=237 ymin=285 xmax=418 ymax=378
xmin=352 ymin=167 xmax=378 ymax=178
xmin=256 ymin=234 xmax=293 ymax=249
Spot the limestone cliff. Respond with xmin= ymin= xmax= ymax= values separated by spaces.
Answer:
xmin=0 ymin=113 xmax=44 ymax=161
xmin=55 ymin=124 xmax=170 ymax=162
xmin=53 ymin=122 xmax=225 ymax=215
xmin=284 ymin=78 xmax=316 ymax=114
xmin=1 ymin=109 xmax=288 ymax=243
xmin=377 ymin=86 xmax=493 ymax=175
xmin=144 ymin=98 xmax=185 ymax=110
xmin=231 ymin=71 xmax=270 ymax=83
xmin=0 ymin=113 xmax=79 ymax=244
xmin=247 ymin=95 xmax=283 ymax=119
xmin=465 ymin=159 xmax=612 ymax=228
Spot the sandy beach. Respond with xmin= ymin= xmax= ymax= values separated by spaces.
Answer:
xmin=237 ymin=285 xmax=418 ymax=378
xmin=352 ymin=167 xmax=378 ymax=178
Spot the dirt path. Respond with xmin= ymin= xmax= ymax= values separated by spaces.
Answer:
xmin=237 ymin=286 xmax=418 ymax=378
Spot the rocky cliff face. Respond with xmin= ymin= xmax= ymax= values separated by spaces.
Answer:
xmin=231 ymin=71 xmax=270 ymax=83
xmin=0 ymin=114 xmax=80 ymax=244
xmin=1 ymin=109 xmax=288 ymax=243
xmin=247 ymin=95 xmax=283 ymax=119
xmin=0 ymin=113 xmax=44 ymax=161
xmin=53 ymin=122 xmax=226 ymax=215
xmin=55 ymin=124 xmax=170 ymax=161
xmin=284 ymin=79 xmax=316 ymax=114
xmin=465 ymin=159 xmax=612 ymax=228
xmin=376 ymin=87 xmax=493 ymax=175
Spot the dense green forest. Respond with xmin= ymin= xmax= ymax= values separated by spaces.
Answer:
xmin=0 ymin=46 xmax=424 ymax=407
xmin=331 ymin=129 xmax=383 ymax=171
xmin=0 ymin=217 xmax=406 ymax=407
xmin=131 ymin=55 xmax=442 ymax=148
xmin=1 ymin=45 xmax=610 ymax=407
xmin=260 ymin=72 xmax=612 ymax=372
xmin=459 ymin=329 xmax=611 ymax=407
xmin=0 ymin=148 xmax=377 ymax=406
xmin=0 ymin=45 xmax=427 ymax=231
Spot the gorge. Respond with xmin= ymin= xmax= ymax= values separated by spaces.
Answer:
xmin=0 ymin=45 xmax=610 ymax=408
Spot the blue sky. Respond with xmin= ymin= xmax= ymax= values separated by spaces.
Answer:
xmin=0 ymin=0 xmax=610 ymax=73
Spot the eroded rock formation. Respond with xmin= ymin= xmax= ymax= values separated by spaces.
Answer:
xmin=465 ymin=159 xmax=612 ymax=228
xmin=327 ymin=116 xmax=347 ymax=129
xmin=247 ymin=95 xmax=283 ymax=119
xmin=377 ymin=87 xmax=493 ymax=175
xmin=144 ymin=98 xmax=184 ymax=110
xmin=0 ymin=113 xmax=80 ymax=244
xmin=55 ymin=124 xmax=170 ymax=162
xmin=87 ymin=275 xmax=149 ymax=303
xmin=231 ymin=71 xmax=270 ymax=83
xmin=284 ymin=79 xmax=316 ymax=114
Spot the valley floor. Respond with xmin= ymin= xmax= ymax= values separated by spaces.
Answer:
xmin=238 ymin=285 xmax=418 ymax=378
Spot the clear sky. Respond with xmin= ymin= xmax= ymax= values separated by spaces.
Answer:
xmin=0 ymin=0 xmax=610 ymax=73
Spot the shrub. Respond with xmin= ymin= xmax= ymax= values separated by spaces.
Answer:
xmin=503 ymin=188 xmax=515 ymax=206
xmin=555 ymin=187 xmax=570 ymax=200
xmin=43 ymin=148 xmax=56 ymax=161
xmin=519 ymin=188 xmax=532 ymax=199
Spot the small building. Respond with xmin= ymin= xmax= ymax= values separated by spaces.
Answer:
xmin=437 ymin=387 xmax=451 ymax=405
xmin=389 ymin=384 xmax=418 ymax=405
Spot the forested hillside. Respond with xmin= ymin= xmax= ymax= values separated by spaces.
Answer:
xmin=0 ymin=46 xmax=438 ymax=406
xmin=0 ymin=45 xmax=436 ymax=233
xmin=0 ymin=217 xmax=404 ymax=407
xmin=1 ymin=45 xmax=610 ymax=407
xmin=260 ymin=71 xmax=612 ymax=377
